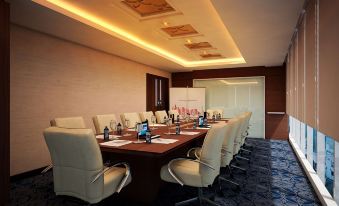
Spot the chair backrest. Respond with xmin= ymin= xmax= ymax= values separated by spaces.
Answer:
xmin=93 ymin=114 xmax=117 ymax=134
xmin=43 ymin=127 xmax=104 ymax=201
xmin=168 ymin=110 xmax=179 ymax=120
xmin=139 ymin=111 xmax=154 ymax=122
xmin=213 ymin=109 xmax=224 ymax=117
xmin=199 ymin=124 xmax=227 ymax=186
xmin=206 ymin=109 xmax=214 ymax=118
xmin=220 ymin=118 xmax=241 ymax=167
xmin=155 ymin=110 xmax=168 ymax=123
xmin=51 ymin=116 xmax=86 ymax=129
xmin=120 ymin=113 xmax=141 ymax=128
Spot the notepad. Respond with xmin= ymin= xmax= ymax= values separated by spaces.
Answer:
xmin=180 ymin=131 xmax=200 ymax=135
xmin=152 ymin=138 xmax=178 ymax=144
xmin=196 ymin=127 xmax=210 ymax=130
xmin=150 ymin=124 xmax=166 ymax=127
xmin=96 ymin=134 xmax=121 ymax=140
xmin=100 ymin=140 xmax=132 ymax=147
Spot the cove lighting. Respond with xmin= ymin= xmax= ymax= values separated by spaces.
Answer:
xmin=219 ymin=80 xmax=258 ymax=85
xmin=33 ymin=0 xmax=246 ymax=68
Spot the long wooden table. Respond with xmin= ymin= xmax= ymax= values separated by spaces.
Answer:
xmin=98 ymin=124 xmax=208 ymax=203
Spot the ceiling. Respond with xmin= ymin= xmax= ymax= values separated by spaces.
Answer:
xmin=8 ymin=0 xmax=304 ymax=72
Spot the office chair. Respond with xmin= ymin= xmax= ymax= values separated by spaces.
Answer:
xmin=50 ymin=116 xmax=86 ymax=129
xmin=155 ymin=110 xmax=168 ymax=123
xmin=93 ymin=114 xmax=117 ymax=134
xmin=43 ymin=127 xmax=131 ymax=204
xmin=168 ymin=110 xmax=180 ymax=121
xmin=120 ymin=112 xmax=141 ymax=128
xmin=160 ymin=124 xmax=227 ymax=206
xmin=139 ymin=111 xmax=154 ymax=122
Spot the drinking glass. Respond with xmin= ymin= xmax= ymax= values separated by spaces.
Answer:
xmin=185 ymin=114 xmax=190 ymax=129
xmin=134 ymin=123 xmax=143 ymax=143
xmin=167 ymin=118 xmax=172 ymax=134
xmin=123 ymin=119 xmax=131 ymax=136
xmin=151 ymin=115 xmax=157 ymax=129
xmin=110 ymin=120 xmax=116 ymax=134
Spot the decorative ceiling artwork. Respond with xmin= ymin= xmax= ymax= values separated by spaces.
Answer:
xmin=200 ymin=53 xmax=223 ymax=59
xmin=185 ymin=42 xmax=213 ymax=50
xmin=121 ymin=0 xmax=175 ymax=17
xmin=161 ymin=24 xmax=198 ymax=37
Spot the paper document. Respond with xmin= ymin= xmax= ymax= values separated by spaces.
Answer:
xmin=180 ymin=131 xmax=200 ymax=135
xmin=152 ymin=138 xmax=178 ymax=144
xmin=96 ymin=134 xmax=121 ymax=140
xmin=150 ymin=124 xmax=166 ymax=127
xmin=196 ymin=127 xmax=210 ymax=130
xmin=100 ymin=140 xmax=132 ymax=147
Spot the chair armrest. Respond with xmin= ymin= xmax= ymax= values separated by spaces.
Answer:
xmin=91 ymin=162 xmax=131 ymax=193
xmin=167 ymin=158 xmax=215 ymax=186
xmin=186 ymin=147 xmax=201 ymax=159
xmin=41 ymin=164 xmax=53 ymax=174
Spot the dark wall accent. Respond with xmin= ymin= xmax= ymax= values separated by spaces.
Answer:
xmin=172 ymin=66 xmax=287 ymax=139
xmin=0 ymin=0 xmax=10 ymax=204
xmin=146 ymin=73 xmax=169 ymax=112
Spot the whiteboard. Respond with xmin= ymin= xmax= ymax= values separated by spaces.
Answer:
xmin=169 ymin=88 xmax=205 ymax=116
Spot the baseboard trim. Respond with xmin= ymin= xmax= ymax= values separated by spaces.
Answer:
xmin=289 ymin=136 xmax=337 ymax=206
xmin=10 ymin=166 xmax=48 ymax=182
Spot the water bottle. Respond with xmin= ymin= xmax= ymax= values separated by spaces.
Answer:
xmin=203 ymin=118 xmax=208 ymax=127
xmin=175 ymin=122 xmax=180 ymax=135
xmin=193 ymin=118 xmax=197 ymax=129
xmin=176 ymin=115 xmax=180 ymax=122
xmin=104 ymin=126 xmax=109 ymax=141
xmin=146 ymin=130 xmax=151 ymax=144
xmin=117 ymin=123 xmax=122 ymax=135
xmin=212 ymin=114 xmax=216 ymax=122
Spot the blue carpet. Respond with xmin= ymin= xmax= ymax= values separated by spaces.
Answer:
xmin=10 ymin=139 xmax=321 ymax=206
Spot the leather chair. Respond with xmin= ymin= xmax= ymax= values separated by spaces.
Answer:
xmin=155 ymin=110 xmax=168 ymax=124
xmin=120 ymin=112 xmax=141 ymax=128
xmin=139 ymin=111 xmax=154 ymax=122
xmin=168 ymin=110 xmax=179 ymax=121
xmin=51 ymin=116 xmax=86 ymax=129
xmin=93 ymin=114 xmax=117 ymax=134
xmin=43 ymin=127 xmax=131 ymax=204
xmin=160 ymin=124 xmax=227 ymax=206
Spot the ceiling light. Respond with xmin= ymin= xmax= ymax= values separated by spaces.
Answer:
xmin=186 ymin=39 xmax=192 ymax=44
xmin=162 ymin=21 xmax=169 ymax=27
xmin=219 ymin=80 xmax=258 ymax=85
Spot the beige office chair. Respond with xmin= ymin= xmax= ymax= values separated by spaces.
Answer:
xmin=187 ymin=118 xmax=242 ymax=188
xmin=43 ymin=127 xmax=131 ymax=204
xmin=51 ymin=116 xmax=86 ymax=129
xmin=213 ymin=109 xmax=224 ymax=118
xmin=206 ymin=109 xmax=215 ymax=118
xmin=168 ymin=110 xmax=179 ymax=121
xmin=160 ymin=124 xmax=226 ymax=206
xmin=155 ymin=110 xmax=168 ymax=123
xmin=93 ymin=114 xmax=117 ymax=134
xmin=120 ymin=112 xmax=141 ymax=128
xmin=139 ymin=111 xmax=154 ymax=122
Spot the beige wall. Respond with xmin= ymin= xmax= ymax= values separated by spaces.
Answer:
xmin=10 ymin=25 xmax=171 ymax=175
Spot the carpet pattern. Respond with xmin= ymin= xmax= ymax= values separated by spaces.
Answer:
xmin=10 ymin=139 xmax=321 ymax=206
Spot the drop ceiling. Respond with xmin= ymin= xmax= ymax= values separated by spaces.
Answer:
xmin=8 ymin=0 xmax=304 ymax=72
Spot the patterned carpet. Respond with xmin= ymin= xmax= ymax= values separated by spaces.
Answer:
xmin=10 ymin=139 xmax=320 ymax=206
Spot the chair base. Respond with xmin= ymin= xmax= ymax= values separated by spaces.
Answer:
xmin=175 ymin=188 xmax=220 ymax=206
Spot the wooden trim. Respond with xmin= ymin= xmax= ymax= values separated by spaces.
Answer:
xmin=0 ymin=0 xmax=10 ymax=204
xmin=10 ymin=166 xmax=48 ymax=182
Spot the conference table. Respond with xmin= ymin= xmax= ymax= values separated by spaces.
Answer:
xmin=97 ymin=120 xmax=227 ymax=203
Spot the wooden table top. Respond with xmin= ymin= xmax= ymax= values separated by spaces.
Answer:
xmin=98 ymin=120 xmax=228 ymax=156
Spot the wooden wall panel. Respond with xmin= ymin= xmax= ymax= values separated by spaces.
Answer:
xmin=294 ymin=33 xmax=299 ymax=119
xmin=304 ymin=0 xmax=317 ymax=128
xmin=297 ymin=18 xmax=305 ymax=122
xmin=0 ymin=0 xmax=10 ymax=204
xmin=290 ymin=41 xmax=295 ymax=117
xmin=172 ymin=66 xmax=288 ymax=139
xmin=318 ymin=0 xmax=339 ymax=140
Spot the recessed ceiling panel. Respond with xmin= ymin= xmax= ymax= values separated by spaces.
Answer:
xmin=121 ymin=0 xmax=175 ymax=17
xmin=185 ymin=42 xmax=212 ymax=50
xmin=200 ymin=53 xmax=223 ymax=59
xmin=161 ymin=24 xmax=198 ymax=37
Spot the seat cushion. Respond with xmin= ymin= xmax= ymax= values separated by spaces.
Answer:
xmin=160 ymin=159 xmax=203 ymax=187
xmin=103 ymin=166 xmax=131 ymax=199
